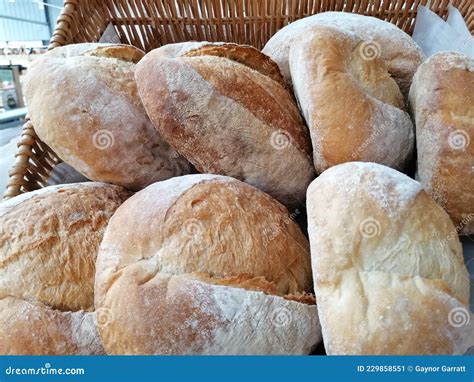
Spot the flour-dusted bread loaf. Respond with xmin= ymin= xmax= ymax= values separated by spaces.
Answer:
xmin=0 ymin=183 xmax=131 ymax=354
xmin=289 ymin=26 xmax=414 ymax=173
xmin=307 ymin=162 xmax=472 ymax=355
xmin=409 ymin=52 xmax=474 ymax=235
xmin=152 ymin=41 xmax=288 ymax=88
xmin=95 ymin=174 xmax=321 ymax=354
xmin=263 ymin=11 xmax=423 ymax=98
xmin=24 ymin=43 xmax=191 ymax=191
xmin=135 ymin=43 xmax=315 ymax=208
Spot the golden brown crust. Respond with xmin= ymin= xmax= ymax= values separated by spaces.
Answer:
xmin=135 ymin=49 xmax=315 ymax=207
xmin=24 ymin=43 xmax=191 ymax=191
xmin=409 ymin=52 xmax=474 ymax=235
xmin=0 ymin=183 xmax=130 ymax=355
xmin=290 ymin=26 xmax=414 ymax=173
xmin=0 ymin=297 xmax=104 ymax=355
xmin=184 ymin=43 xmax=288 ymax=89
xmin=83 ymin=45 xmax=145 ymax=63
xmin=95 ymin=174 xmax=320 ymax=354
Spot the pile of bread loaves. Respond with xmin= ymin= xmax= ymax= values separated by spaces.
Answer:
xmin=0 ymin=12 xmax=473 ymax=355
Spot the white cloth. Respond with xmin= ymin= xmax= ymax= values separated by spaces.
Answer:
xmin=413 ymin=5 xmax=473 ymax=58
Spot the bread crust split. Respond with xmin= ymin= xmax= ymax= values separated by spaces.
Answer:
xmin=409 ymin=52 xmax=474 ymax=235
xmin=289 ymin=26 xmax=414 ymax=173
xmin=0 ymin=182 xmax=131 ymax=354
xmin=24 ymin=43 xmax=192 ymax=191
xmin=95 ymin=174 xmax=321 ymax=354
xmin=135 ymin=43 xmax=315 ymax=208
xmin=307 ymin=162 xmax=472 ymax=355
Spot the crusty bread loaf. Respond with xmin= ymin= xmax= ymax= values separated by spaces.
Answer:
xmin=135 ymin=43 xmax=315 ymax=208
xmin=0 ymin=182 xmax=131 ymax=354
xmin=24 ymin=43 xmax=191 ymax=191
xmin=95 ymin=174 xmax=321 ymax=354
xmin=263 ymin=11 xmax=423 ymax=98
xmin=307 ymin=162 xmax=472 ymax=355
xmin=289 ymin=26 xmax=414 ymax=173
xmin=154 ymin=41 xmax=288 ymax=88
xmin=409 ymin=52 xmax=474 ymax=235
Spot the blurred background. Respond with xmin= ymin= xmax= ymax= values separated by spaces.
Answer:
xmin=0 ymin=0 xmax=63 ymax=193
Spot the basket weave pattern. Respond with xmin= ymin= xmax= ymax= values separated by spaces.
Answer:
xmin=3 ymin=0 xmax=473 ymax=199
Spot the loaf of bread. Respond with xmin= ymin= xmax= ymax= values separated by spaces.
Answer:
xmin=95 ymin=174 xmax=321 ymax=354
xmin=135 ymin=43 xmax=315 ymax=208
xmin=263 ymin=11 xmax=423 ymax=98
xmin=151 ymin=41 xmax=288 ymax=88
xmin=289 ymin=26 xmax=414 ymax=173
xmin=409 ymin=52 xmax=474 ymax=235
xmin=24 ymin=43 xmax=191 ymax=191
xmin=0 ymin=182 xmax=131 ymax=354
xmin=307 ymin=162 xmax=472 ymax=355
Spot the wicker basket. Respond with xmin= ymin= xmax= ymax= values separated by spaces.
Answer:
xmin=3 ymin=0 xmax=473 ymax=200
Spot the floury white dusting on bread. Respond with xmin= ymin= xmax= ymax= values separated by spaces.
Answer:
xmin=135 ymin=42 xmax=316 ymax=207
xmin=24 ymin=43 xmax=192 ymax=191
xmin=94 ymin=174 xmax=321 ymax=354
xmin=409 ymin=51 xmax=474 ymax=234
xmin=306 ymin=162 xmax=471 ymax=355
xmin=289 ymin=26 xmax=414 ymax=173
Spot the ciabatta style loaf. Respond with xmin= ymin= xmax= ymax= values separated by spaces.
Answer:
xmin=307 ymin=162 xmax=472 ymax=355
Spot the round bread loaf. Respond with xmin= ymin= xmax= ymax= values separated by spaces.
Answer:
xmin=289 ymin=26 xmax=414 ymax=173
xmin=263 ymin=11 xmax=423 ymax=98
xmin=307 ymin=162 xmax=472 ymax=355
xmin=0 ymin=183 xmax=131 ymax=354
xmin=95 ymin=174 xmax=321 ymax=354
xmin=409 ymin=52 xmax=474 ymax=235
xmin=135 ymin=43 xmax=315 ymax=208
xmin=24 ymin=43 xmax=191 ymax=191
